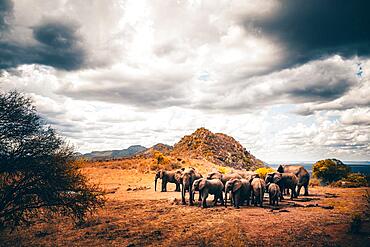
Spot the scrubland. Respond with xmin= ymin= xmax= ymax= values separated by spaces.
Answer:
xmin=1 ymin=158 xmax=369 ymax=247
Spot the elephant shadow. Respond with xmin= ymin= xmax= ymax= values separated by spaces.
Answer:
xmin=261 ymin=194 xmax=324 ymax=211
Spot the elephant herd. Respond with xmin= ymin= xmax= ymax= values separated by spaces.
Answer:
xmin=154 ymin=165 xmax=310 ymax=209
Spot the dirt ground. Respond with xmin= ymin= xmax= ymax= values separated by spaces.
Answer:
xmin=1 ymin=166 xmax=370 ymax=247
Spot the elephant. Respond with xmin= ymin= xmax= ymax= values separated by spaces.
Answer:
xmin=224 ymin=178 xmax=251 ymax=208
xmin=230 ymin=170 xmax=258 ymax=181
xmin=265 ymin=172 xmax=298 ymax=200
xmin=277 ymin=165 xmax=310 ymax=196
xmin=207 ymin=171 xmax=242 ymax=204
xmin=180 ymin=168 xmax=203 ymax=205
xmin=267 ymin=183 xmax=280 ymax=206
xmin=251 ymin=178 xmax=265 ymax=207
xmin=154 ymin=170 xmax=181 ymax=192
xmin=192 ymin=178 xmax=224 ymax=208
xmin=207 ymin=171 xmax=242 ymax=186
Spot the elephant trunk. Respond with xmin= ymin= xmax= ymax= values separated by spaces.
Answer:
xmin=155 ymin=178 xmax=158 ymax=191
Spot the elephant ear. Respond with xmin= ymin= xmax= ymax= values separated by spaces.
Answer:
xmin=233 ymin=180 xmax=242 ymax=192
xmin=273 ymin=173 xmax=282 ymax=183
xmin=198 ymin=179 xmax=207 ymax=190
xmin=277 ymin=165 xmax=284 ymax=173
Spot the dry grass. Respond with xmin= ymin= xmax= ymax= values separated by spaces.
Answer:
xmin=1 ymin=159 xmax=370 ymax=247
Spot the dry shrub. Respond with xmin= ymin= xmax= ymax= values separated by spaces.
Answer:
xmin=331 ymin=173 xmax=368 ymax=188
xmin=309 ymin=177 xmax=321 ymax=187
xmin=169 ymin=162 xmax=182 ymax=170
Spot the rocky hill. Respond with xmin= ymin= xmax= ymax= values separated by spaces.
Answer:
xmin=83 ymin=145 xmax=147 ymax=160
xmin=171 ymin=127 xmax=264 ymax=170
xmin=134 ymin=143 xmax=173 ymax=158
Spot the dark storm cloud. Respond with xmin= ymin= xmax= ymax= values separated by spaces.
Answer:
xmin=250 ymin=0 xmax=370 ymax=68
xmin=287 ymin=80 xmax=352 ymax=102
xmin=0 ymin=0 xmax=13 ymax=31
xmin=0 ymin=20 xmax=85 ymax=70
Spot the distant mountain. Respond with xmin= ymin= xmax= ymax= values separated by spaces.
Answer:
xmin=171 ymin=127 xmax=264 ymax=170
xmin=134 ymin=143 xmax=173 ymax=158
xmin=82 ymin=145 xmax=147 ymax=160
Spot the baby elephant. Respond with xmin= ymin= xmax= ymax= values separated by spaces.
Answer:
xmin=251 ymin=178 xmax=266 ymax=207
xmin=267 ymin=183 xmax=281 ymax=206
xmin=265 ymin=172 xmax=298 ymax=200
xmin=192 ymin=178 xmax=224 ymax=208
xmin=225 ymin=178 xmax=251 ymax=208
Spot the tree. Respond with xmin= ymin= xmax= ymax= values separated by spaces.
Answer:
xmin=0 ymin=91 xmax=105 ymax=229
xmin=312 ymin=158 xmax=350 ymax=184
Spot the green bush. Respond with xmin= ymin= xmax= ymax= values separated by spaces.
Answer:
xmin=312 ymin=159 xmax=350 ymax=184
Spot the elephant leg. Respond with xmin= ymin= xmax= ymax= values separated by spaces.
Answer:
xmin=202 ymin=191 xmax=209 ymax=208
xmin=290 ymin=187 xmax=295 ymax=200
xmin=198 ymin=191 xmax=202 ymax=202
xmin=220 ymin=193 xmax=225 ymax=206
xmin=279 ymin=186 xmax=284 ymax=201
xmin=304 ymin=184 xmax=309 ymax=196
xmin=294 ymin=186 xmax=298 ymax=198
xmin=189 ymin=185 xmax=194 ymax=206
xmin=175 ymin=183 xmax=180 ymax=192
xmin=161 ymin=180 xmax=166 ymax=192
xmin=181 ymin=184 xmax=186 ymax=205
xmin=246 ymin=195 xmax=250 ymax=206
xmin=297 ymin=184 xmax=302 ymax=197
xmin=234 ymin=193 xmax=240 ymax=208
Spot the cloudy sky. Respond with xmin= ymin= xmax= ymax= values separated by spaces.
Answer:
xmin=1 ymin=0 xmax=369 ymax=162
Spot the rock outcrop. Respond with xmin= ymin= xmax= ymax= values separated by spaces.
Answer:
xmin=171 ymin=127 xmax=264 ymax=170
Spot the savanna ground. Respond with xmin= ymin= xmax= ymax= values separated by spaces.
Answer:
xmin=1 ymin=158 xmax=370 ymax=247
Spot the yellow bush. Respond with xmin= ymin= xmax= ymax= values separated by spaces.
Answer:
xmin=153 ymin=151 xmax=170 ymax=166
xmin=218 ymin=166 xmax=231 ymax=174
xmin=255 ymin=167 xmax=275 ymax=180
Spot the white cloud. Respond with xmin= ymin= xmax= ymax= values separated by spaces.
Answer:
xmin=0 ymin=0 xmax=369 ymax=161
